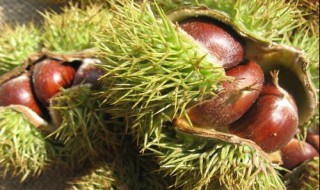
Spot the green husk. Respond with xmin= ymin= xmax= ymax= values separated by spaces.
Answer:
xmin=68 ymin=137 xmax=169 ymax=190
xmin=49 ymin=85 xmax=121 ymax=167
xmin=41 ymin=3 xmax=112 ymax=53
xmin=69 ymin=164 xmax=114 ymax=190
xmin=286 ymin=24 xmax=319 ymax=138
xmin=0 ymin=107 xmax=54 ymax=181
xmin=97 ymin=0 xmax=226 ymax=146
xmin=146 ymin=125 xmax=284 ymax=190
xmin=0 ymin=25 xmax=41 ymax=76
xmin=285 ymin=157 xmax=320 ymax=190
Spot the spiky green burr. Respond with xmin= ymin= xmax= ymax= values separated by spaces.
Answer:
xmin=147 ymin=128 xmax=284 ymax=190
xmin=0 ymin=107 xmax=54 ymax=181
xmin=0 ymin=25 xmax=41 ymax=76
xmin=289 ymin=0 xmax=319 ymax=134
xmin=284 ymin=157 xmax=319 ymax=190
xmin=97 ymin=0 xmax=226 ymax=146
xmin=49 ymin=85 xmax=122 ymax=167
xmin=0 ymin=23 xmax=48 ymax=182
xmin=41 ymin=3 xmax=112 ymax=53
xmin=68 ymin=135 xmax=169 ymax=190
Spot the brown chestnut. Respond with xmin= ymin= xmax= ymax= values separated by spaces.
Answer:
xmin=307 ymin=128 xmax=319 ymax=151
xmin=179 ymin=17 xmax=245 ymax=69
xmin=280 ymin=138 xmax=318 ymax=169
xmin=32 ymin=59 xmax=76 ymax=107
xmin=72 ymin=59 xmax=105 ymax=86
xmin=0 ymin=73 xmax=43 ymax=116
xmin=229 ymin=71 xmax=299 ymax=152
xmin=187 ymin=60 xmax=264 ymax=131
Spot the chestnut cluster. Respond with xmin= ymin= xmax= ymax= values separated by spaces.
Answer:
xmin=180 ymin=17 xmax=300 ymax=153
xmin=0 ymin=57 xmax=104 ymax=121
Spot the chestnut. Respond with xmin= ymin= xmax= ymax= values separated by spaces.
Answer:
xmin=72 ymin=59 xmax=105 ymax=86
xmin=280 ymin=138 xmax=318 ymax=170
xmin=32 ymin=59 xmax=76 ymax=107
xmin=307 ymin=128 xmax=319 ymax=151
xmin=229 ymin=71 xmax=299 ymax=152
xmin=306 ymin=134 xmax=319 ymax=151
xmin=187 ymin=60 xmax=264 ymax=130
xmin=179 ymin=17 xmax=245 ymax=69
xmin=0 ymin=73 xmax=43 ymax=116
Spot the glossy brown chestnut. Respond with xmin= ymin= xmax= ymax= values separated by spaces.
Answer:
xmin=280 ymin=138 xmax=318 ymax=169
xmin=0 ymin=73 xmax=43 ymax=116
xmin=229 ymin=72 xmax=299 ymax=152
xmin=188 ymin=60 xmax=264 ymax=130
xmin=32 ymin=59 xmax=76 ymax=107
xmin=72 ymin=59 xmax=105 ymax=86
xmin=307 ymin=134 xmax=319 ymax=151
xmin=307 ymin=128 xmax=319 ymax=151
xmin=179 ymin=17 xmax=245 ymax=69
